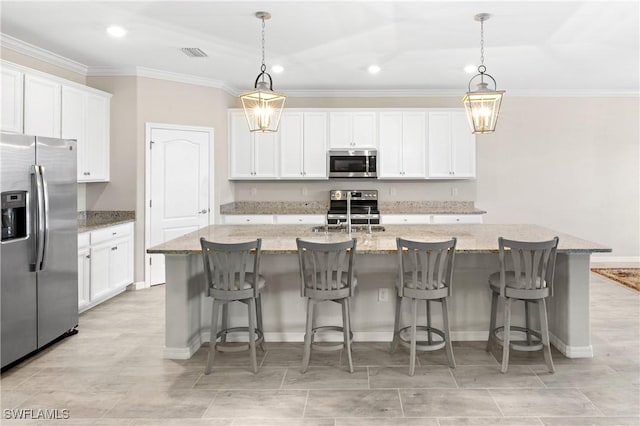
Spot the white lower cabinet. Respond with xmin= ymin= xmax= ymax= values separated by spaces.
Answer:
xmin=274 ymin=215 xmax=325 ymax=225
xmin=222 ymin=214 xmax=325 ymax=225
xmin=381 ymin=214 xmax=484 ymax=225
xmin=222 ymin=215 xmax=274 ymax=225
xmin=78 ymin=222 xmax=134 ymax=313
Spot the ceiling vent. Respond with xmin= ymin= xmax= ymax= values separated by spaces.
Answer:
xmin=180 ymin=48 xmax=208 ymax=58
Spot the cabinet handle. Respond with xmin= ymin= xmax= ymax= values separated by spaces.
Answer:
xmin=111 ymin=246 xmax=118 ymax=251
xmin=245 ymin=219 xmax=250 ymax=222
xmin=85 ymin=254 xmax=91 ymax=259
xmin=83 ymin=172 xmax=90 ymax=176
xmin=199 ymin=209 xmax=207 ymax=214
xmin=112 ymin=232 xmax=117 ymax=236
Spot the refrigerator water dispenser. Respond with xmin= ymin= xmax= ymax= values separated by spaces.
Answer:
xmin=1 ymin=191 xmax=27 ymax=241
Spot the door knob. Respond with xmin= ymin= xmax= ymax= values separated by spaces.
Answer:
xmin=199 ymin=209 xmax=207 ymax=214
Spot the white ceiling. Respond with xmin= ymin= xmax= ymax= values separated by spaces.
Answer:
xmin=1 ymin=1 xmax=638 ymax=95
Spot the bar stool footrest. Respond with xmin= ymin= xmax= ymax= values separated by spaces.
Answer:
xmin=492 ymin=325 xmax=543 ymax=352
xmin=397 ymin=325 xmax=446 ymax=351
xmin=213 ymin=326 xmax=264 ymax=353
xmin=311 ymin=325 xmax=353 ymax=352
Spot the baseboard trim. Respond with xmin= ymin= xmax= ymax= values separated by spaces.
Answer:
xmin=133 ymin=281 xmax=149 ymax=290
xmin=550 ymin=333 xmax=593 ymax=358
xmin=163 ymin=334 xmax=202 ymax=359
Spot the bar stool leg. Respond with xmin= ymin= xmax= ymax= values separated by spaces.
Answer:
xmin=342 ymin=298 xmax=354 ymax=373
xmin=442 ymin=297 xmax=456 ymax=368
xmin=248 ymin=298 xmax=258 ymax=374
xmin=409 ymin=298 xmax=418 ymax=377
xmin=256 ymin=293 xmax=265 ymax=352
xmin=426 ymin=300 xmax=433 ymax=345
xmin=302 ymin=298 xmax=314 ymax=373
xmin=486 ymin=291 xmax=498 ymax=352
xmin=538 ymin=298 xmax=555 ymax=373
xmin=205 ymin=299 xmax=221 ymax=375
xmin=390 ymin=294 xmax=402 ymax=353
xmin=525 ymin=300 xmax=532 ymax=346
xmin=220 ymin=304 xmax=228 ymax=343
xmin=501 ymin=297 xmax=512 ymax=373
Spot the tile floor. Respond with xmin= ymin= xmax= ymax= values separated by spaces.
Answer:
xmin=1 ymin=272 xmax=639 ymax=425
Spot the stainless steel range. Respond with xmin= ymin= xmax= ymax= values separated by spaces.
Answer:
xmin=327 ymin=190 xmax=380 ymax=225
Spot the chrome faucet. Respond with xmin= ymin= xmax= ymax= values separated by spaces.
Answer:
xmin=346 ymin=190 xmax=352 ymax=235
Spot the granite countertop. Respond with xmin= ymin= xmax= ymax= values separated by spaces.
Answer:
xmin=220 ymin=201 xmax=485 ymax=215
xmin=147 ymin=224 xmax=610 ymax=255
xmin=78 ymin=211 xmax=135 ymax=233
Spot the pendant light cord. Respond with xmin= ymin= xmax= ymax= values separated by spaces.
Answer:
xmin=260 ymin=17 xmax=266 ymax=74
xmin=480 ymin=18 xmax=485 ymax=67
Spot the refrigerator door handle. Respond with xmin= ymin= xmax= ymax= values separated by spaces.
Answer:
xmin=40 ymin=165 xmax=50 ymax=271
xmin=32 ymin=165 xmax=46 ymax=271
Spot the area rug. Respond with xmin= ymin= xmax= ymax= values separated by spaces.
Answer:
xmin=591 ymin=268 xmax=640 ymax=292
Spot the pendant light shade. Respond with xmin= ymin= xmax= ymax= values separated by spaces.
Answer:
xmin=240 ymin=11 xmax=286 ymax=133
xmin=463 ymin=13 xmax=505 ymax=134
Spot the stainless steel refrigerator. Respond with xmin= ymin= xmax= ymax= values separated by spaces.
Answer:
xmin=1 ymin=133 xmax=78 ymax=369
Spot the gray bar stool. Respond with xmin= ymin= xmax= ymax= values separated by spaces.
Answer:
xmin=200 ymin=237 xmax=266 ymax=374
xmin=296 ymin=238 xmax=357 ymax=373
xmin=486 ymin=237 xmax=559 ymax=373
xmin=391 ymin=237 xmax=457 ymax=376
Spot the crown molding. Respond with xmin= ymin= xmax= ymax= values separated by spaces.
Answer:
xmin=87 ymin=66 xmax=238 ymax=96
xmin=284 ymin=88 xmax=639 ymax=98
xmin=0 ymin=33 xmax=88 ymax=75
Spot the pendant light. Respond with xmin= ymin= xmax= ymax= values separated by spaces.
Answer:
xmin=462 ymin=13 xmax=505 ymax=134
xmin=240 ymin=11 xmax=286 ymax=133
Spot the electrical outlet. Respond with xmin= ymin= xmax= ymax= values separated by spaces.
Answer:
xmin=250 ymin=187 xmax=257 ymax=197
xmin=451 ymin=187 xmax=459 ymax=197
xmin=378 ymin=288 xmax=390 ymax=302
xmin=301 ymin=186 xmax=308 ymax=196
xmin=389 ymin=187 xmax=397 ymax=196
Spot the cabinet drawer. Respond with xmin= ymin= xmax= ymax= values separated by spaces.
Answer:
xmin=431 ymin=214 xmax=483 ymax=224
xmin=275 ymin=215 xmax=326 ymax=225
xmin=91 ymin=222 xmax=133 ymax=244
xmin=222 ymin=215 xmax=274 ymax=225
xmin=78 ymin=232 xmax=90 ymax=249
xmin=381 ymin=215 xmax=432 ymax=225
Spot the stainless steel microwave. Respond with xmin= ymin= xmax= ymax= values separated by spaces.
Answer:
xmin=327 ymin=149 xmax=377 ymax=178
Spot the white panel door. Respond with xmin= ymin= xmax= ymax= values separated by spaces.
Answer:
xmin=150 ymin=126 xmax=210 ymax=285
xmin=427 ymin=112 xmax=452 ymax=178
xmin=279 ymin=112 xmax=304 ymax=178
xmin=302 ymin=112 xmax=328 ymax=178
xmin=1 ymin=66 xmax=24 ymax=133
xmin=24 ymin=74 xmax=61 ymax=138
xmin=451 ymin=111 xmax=476 ymax=178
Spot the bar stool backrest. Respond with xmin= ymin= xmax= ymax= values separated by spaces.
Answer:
xmin=498 ymin=237 xmax=559 ymax=297
xmin=296 ymin=238 xmax=357 ymax=300
xmin=200 ymin=238 xmax=262 ymax=300
xmin=396 ymin=238 xmax=457 ymax=299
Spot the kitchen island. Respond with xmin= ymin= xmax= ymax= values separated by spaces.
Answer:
xmin=148 ymin=224 xmax=610 ymax=360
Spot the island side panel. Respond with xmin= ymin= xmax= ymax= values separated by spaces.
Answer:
xmin=164 ymin=254 xmax=206 ymax=359
xmin=547 ymin=253 xmax=593 ymax=357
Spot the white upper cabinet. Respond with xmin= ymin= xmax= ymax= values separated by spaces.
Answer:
xmin=427 ymin=111 xmax=476 ymax=179
xmin=379 ymin=111 xmax=426 ymax=178
xmin=229 ymin=111 xmax=278 ymax=179
xmin=1 ymin=64 xmax=24 ymax=133
xmin=24 ymin=74 xmax=61 ymax=138
xmin=62 ymin=86 xmax=110 ymax=182
xmin=329 ymin=111 xmax=376 ymax=148
xmin=280 ymin=111 xmax=328 ymax=179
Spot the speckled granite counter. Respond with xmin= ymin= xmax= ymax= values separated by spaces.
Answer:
xmin=148 ymin=223 xmax=609 ymax=255
xmin=219 ymin=201 xmax=485 ymax=215
xmin=78 ymin=211 xmax=135 ymax=233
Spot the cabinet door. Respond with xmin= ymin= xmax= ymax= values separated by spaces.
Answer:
xmin=378 ymin=112 xmax=403 ymax=178
xmin=302 ymin=112 xmax=328 ymax=178
xmin=352 ymin=112 xmax=376 ymax=148
xmin=222 ymin=215 xmax=274 ymax=225
xmin=85 ymin=93 xmax=110 ymax=181
xmin=431 ymin=214 xmax=483 ymax=224
xmin=77 ymin=246 xmax=91 ymax=311
xmin=61 ymin=86 xmax=87 ymax=180
xmin=279 ymin=112 xmax=304 ymax=178
xmin=110 ymin=237 xmax=132 ymax=289
xmin=450 ymin=111 xmax=476 ymax=178
xmin=229 ymin=112 xmax=254 ymax=178
xmin=427 ymin=112 xmax=453 ymax=178
xmin=253 ymin=132 xmax=278 ymax=177
xmin=90 ymin=243 xmax=111 ymax=300
xmin=328 ymin=112 xmax=351 ymax=148
xmin=274 ymin=214 xmax=326 ymax=225
xmin=402 ymin=112 xmax=426 ymax=178
xmin=24 ymin=74 xmax=61 ymax=138
xmin=1 ymin=66 xmax=24 ymax=133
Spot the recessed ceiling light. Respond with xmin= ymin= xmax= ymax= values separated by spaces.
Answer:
xmin=464 ymin=64 xmax=477 ymax=74
xmin=106 ymin=26 xmax=127 ymax=38
xmin=271 ymin=65 xmax=284 ymax=73
xmin=368 ymin=65 xmax=381 ymax=74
